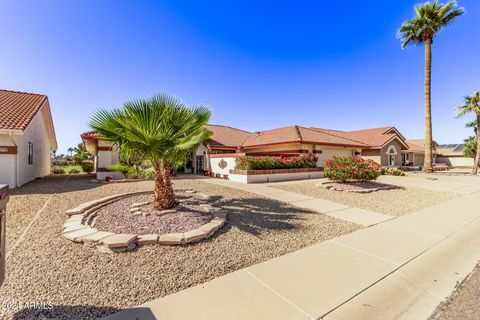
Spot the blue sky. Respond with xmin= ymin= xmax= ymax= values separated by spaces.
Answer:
xmin=0 ymin=0 xmax=478 ymax=154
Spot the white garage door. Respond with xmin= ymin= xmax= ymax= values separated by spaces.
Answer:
xmin=317 ymin=149 xmax=353 ymax=167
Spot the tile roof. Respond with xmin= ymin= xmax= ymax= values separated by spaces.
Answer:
xmin=405 ymin=140 xmax=425 ymax=153
xmin=0 ymin=89 xmax=48 ymax=130
xmin=204 ymin=125 xmax=251 ymax=148
xmin=241 ymin=126 xmax=368 ymax=148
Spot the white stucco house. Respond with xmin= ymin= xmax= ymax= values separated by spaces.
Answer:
xmin=0 ymin=90 xmax=57 ymax=188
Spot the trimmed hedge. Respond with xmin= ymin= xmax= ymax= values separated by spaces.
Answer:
xmin=235 ymin=153 xmax=317 ymax=170
xmin=324 ymin=156 xmax=381 ymax=182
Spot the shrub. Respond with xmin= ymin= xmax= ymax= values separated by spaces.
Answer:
xmin=81 ymin=161 xmax=95 ymax=174
xmin=381 ymin=167 xmax=405 ymax=176
xmin=69 ymin=168 xmax=80 ymax=174
xmin=324 ymin=156 xmax=381 ymax=182
xmin=52 ymin=166 xmax=65 ymax=174
xmin=235 ymin=153 xmax=317 ymax=170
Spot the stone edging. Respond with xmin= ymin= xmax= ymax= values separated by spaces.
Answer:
xmin=315 ymin=181 xmax=396 ymax=193
xmin=63 ymin=191 xmax=226 ymax=253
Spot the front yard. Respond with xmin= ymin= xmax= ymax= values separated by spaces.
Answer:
xmin=272 ymin=180 xmax=458 ymax=216
xmin=1 ymin=176 xmax=359 ymax=320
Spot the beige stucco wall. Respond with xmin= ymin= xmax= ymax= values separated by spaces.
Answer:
xmin=316 ymin=147 xmax=356 ymax=167
xmin=12 ymin=110 xmax=52 ymax=187
xmin=209 ymin=156 xmax=237 ymax=176
xmin=97 ymin=140 xmax=120 ymax=169
xmin=0 ymin=134 xmax=17 ymax=188
xmin=436 ymin=156 xmax=474 ymax=167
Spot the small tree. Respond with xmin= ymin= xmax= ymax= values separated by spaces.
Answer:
xmin=456 ymin=92 xmax=480 ymax=175
xmin=90 ymin=94 xmax=211 ymax=210
xmin=72 ymin=143 xmax=91 ymax=165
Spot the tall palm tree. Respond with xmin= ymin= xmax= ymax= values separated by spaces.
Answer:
xmin=398 ymin=0 xmax=463 ymax=172
xmin=90 ymin=94 xmax=211 ymax=210
xmin=456 ymin=92 xmax=480 ymax=175
xmin=67 ymin=147 xmax=74 ymax=157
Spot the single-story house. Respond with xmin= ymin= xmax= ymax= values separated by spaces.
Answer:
xmin=436 ymin=143 xmax=473 ymax=168
xmin=82 ymin=124 xmax=428 ymax=180
xmin=0 ymin=90 xmax=57 ymax=188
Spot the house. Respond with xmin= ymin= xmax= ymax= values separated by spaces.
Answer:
xmin=82 ymin=124 xmax=426 ymax=180
xmin=436 ymin=143 xmax=473 ymax=168
xmin=0 ymin=90 xmax=57 ymax=188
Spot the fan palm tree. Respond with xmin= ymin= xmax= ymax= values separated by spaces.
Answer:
xmin=90 ymin=94 xmax=212 ymax=210
xmin=67 ymin=147 xmax=74 ymax=157
xmin=398 ymin=0 xmax=463 ymax=172
xmin=456 ymin=92 xmax=480 ymax=175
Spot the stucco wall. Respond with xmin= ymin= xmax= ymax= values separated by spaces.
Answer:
xmin=436 ymin=156 xmax=474 ymax=168
xmin=97 ymin=140 xmax=120 ymax=169
xmin=316 ymin=148 xmax=356 ymax=167
xmin=0 ymin=134 xmax=17 ymax=188
xmin=209 ymin=156 xmax=237 ymax=175
xmin=12 ymin=111 xmax=52 ymax=187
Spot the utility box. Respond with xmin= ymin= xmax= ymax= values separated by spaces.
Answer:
xmin=0 ymin=184 xmax=8 ymax=286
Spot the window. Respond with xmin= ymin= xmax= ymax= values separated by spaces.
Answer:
xmin=28 ymin=142 xmax=33 ymax=165
xmin=386 ymin=145 xmax=397 ymax=167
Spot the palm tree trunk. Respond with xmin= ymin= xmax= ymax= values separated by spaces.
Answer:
xmin=162 ymin=167 xmax=175 ymax=207
xmin=153 ymin=168 xmax=174 ymax=210
xmin=472 ymin=113 xmax=480 ymax=175
xmin=423 ymin=37 xmax=434 ymax=173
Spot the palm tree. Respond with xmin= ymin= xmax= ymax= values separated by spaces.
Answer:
xmin=398 ymin=0 xmax=463 ymax=172
xmin=456 ymin=92 xmax=480 ymax=175
xmin=67 ymin=147 xmax=74 ymax=157
xmin=90 ymin=94 xmax=211 ymax=210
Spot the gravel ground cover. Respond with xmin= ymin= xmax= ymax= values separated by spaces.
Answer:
xmin=431 ymin=262 xmax=480 ymax=320
xmin=5 ymin=175 xmax=69 ymax=252
xmin=273 ymin=180 xmax=458 ymax=216
xmin=319 ymin=181 xmax=398 ymax=192
xmin=94 ymin=192 xmax=213 ymax=235
xmin=0 ymin=176 xmax=360 ymax=320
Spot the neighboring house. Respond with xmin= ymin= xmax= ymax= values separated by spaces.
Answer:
xmin=83 ymin=124 xmax=428 ymax=180
xmin=0 ymin=90 xmax=57 ymax=188
xmin=436 ymin=143 xmax=473 ymax=168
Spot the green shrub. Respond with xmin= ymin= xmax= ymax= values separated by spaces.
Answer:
xmin=235 ymin=153 xmax=317 ymax=170
xmin=69 ymin=168 xmax=80 ymax=174
xmin=52 ymin=166 xmax=65 ymax=174
xmin=81 ymin=161 xmax=95 ymax=174
xmin=381 ymin=167 xmax=405 ymax=176
xmin=324 ymin=156 xmax=381 ymax=182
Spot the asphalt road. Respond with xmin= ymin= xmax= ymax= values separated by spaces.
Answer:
xmin=432 ymin=262 xmax=480 ymax=320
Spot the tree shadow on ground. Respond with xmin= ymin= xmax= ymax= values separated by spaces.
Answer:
xmin=11 ymin=304 xmax=129 ymax=320
xmin=211 ymin=196 xmax=315 ymax=237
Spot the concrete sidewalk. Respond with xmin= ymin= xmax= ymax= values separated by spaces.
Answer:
xmin=203 ymin=178 xmax=392 ymax=227
xmin=103 ymin=191 xmax=480 ymax=320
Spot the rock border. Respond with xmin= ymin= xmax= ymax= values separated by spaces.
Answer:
xmin=315 ymin=181 xmax=397 ymax=193
xmin=63 ymin=190 xmax=226 ymax=253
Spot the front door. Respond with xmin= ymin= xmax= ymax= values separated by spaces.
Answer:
xmin=196 ymin=155 xmax=205 ymax=174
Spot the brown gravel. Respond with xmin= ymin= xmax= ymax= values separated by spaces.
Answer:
xmin=0 ymin=176 xmax=360 ymax=320
xmin=273 ymin=180 xmax=458 ymax=216
xmin=320 ymin=181 xmax=398 ymax=192
xmin=94 ymin=192 xmax=213 ymax=235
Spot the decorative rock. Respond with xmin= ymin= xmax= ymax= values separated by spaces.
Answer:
xmin=101 ymin=234 xmax=138 ymax=248
xmin=213 ymin=212 xmax=227 ymax=219
xmin=199 ymin=222 xmax=222 ymax=237
xmin=63 ymin=225 xmax=87 ymax=233
xmin=157 ymin=209 xmax=176 ymax=215
xmin=185 ymin=190 xmax=196 ymax=194
xmin=132 ymin=202 xmax=150 ymax=207
xmin=64 ymin=227 xmax=98 ymax=242
xmin=97 ymin=242 xmax=136 ymax=253
xmin=158 ymin=233 xmax=184 ymax=245
xmin=63 ymin=219 xmax=83 ymax=229
xmin=130 ymin=208 xmax=141 ymax=213
xmin=184 ymin=229 xmax=207 ymax=243
xmin=77 ymin=231 xmax=114 ymax=243
xmin=133 ymin=211 xmax=143 ymax=216
xmin=137 ymin=234 xmax=158 ymax=245
xmin=142 ymin=212 xmax=151 ymax=217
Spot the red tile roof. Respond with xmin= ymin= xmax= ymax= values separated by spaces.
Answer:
xmin=406 ymin=140 xmax=425 ymax=153
xmin=0 ymin=89 xmax=48 ymax=130
xmin=204 ymin=125 xmax=251 ymax=148
xmin=312 ymin=126 xmax=409 ymax=149
xmin=242 ymin=126 xmax=368 ymax=148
